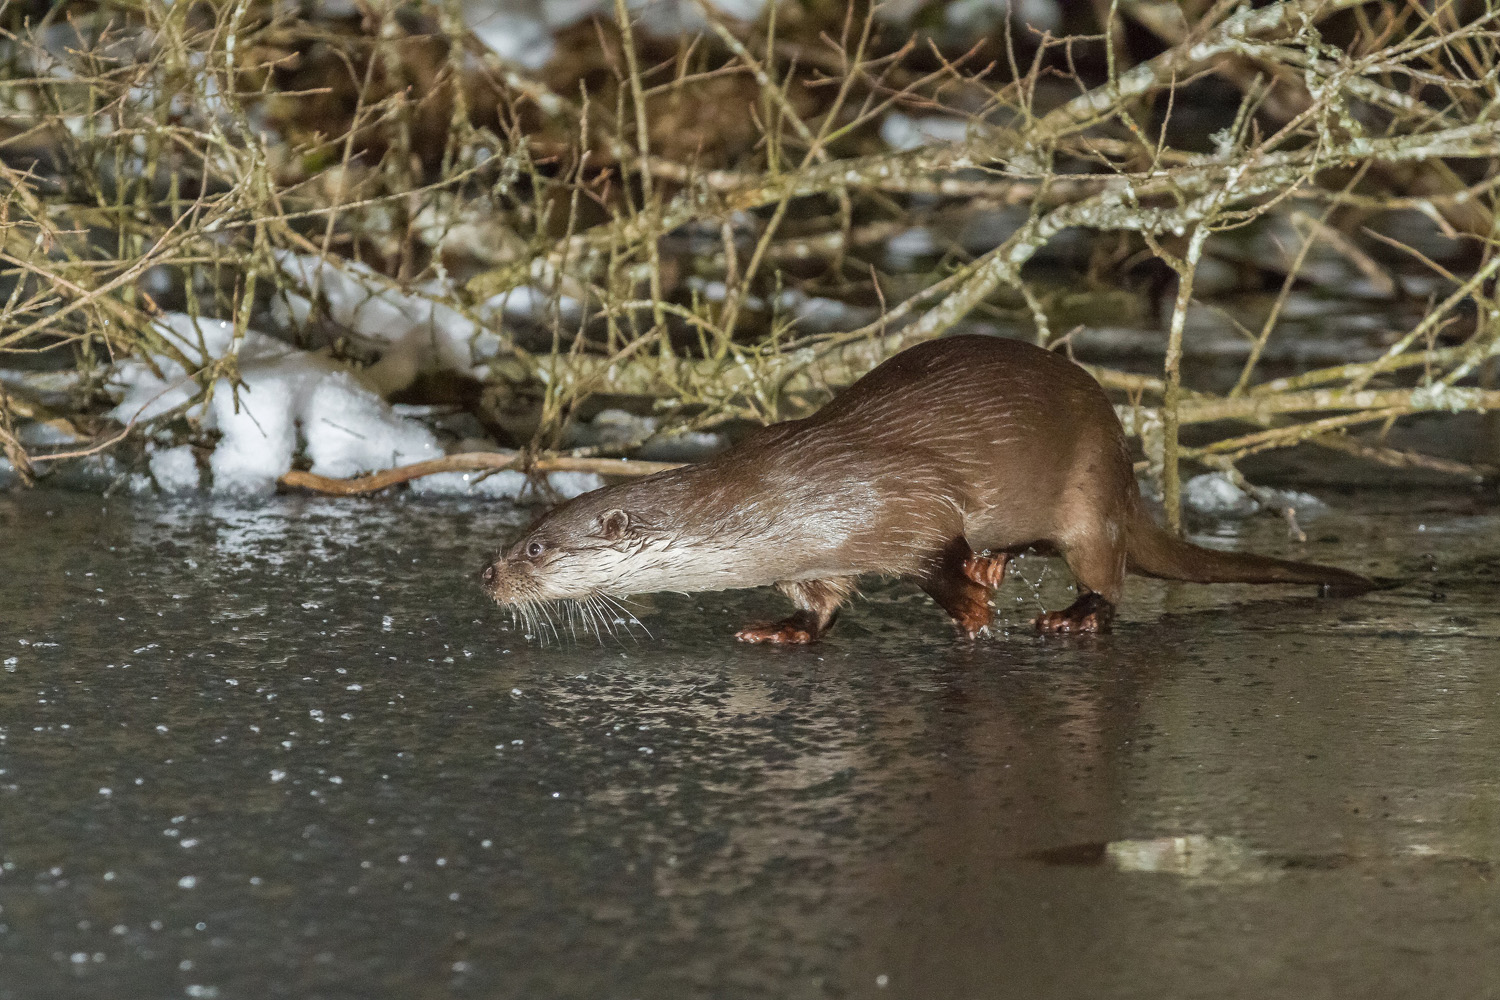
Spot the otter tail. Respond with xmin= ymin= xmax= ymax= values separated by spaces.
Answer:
xmin=1125 ymin=503 xmax=1374 ymax=596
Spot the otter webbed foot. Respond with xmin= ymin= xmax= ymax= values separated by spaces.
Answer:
xmin=736 ymin=617 xmax=821 ymax=644
xmin=1033 ymin=592 xmax=1115 ymax=633
xmin=739 ymin=578 xmax=855 ymax=644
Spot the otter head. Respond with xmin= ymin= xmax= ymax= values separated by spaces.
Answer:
xmin=480 ymin=496 xmax=643 ymax=609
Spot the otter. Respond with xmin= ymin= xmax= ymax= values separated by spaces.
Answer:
xmin=480 ymin=335 xmax=1372 ymax=642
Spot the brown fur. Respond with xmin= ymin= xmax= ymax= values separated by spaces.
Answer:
xmin=481 ymin=335 xmax=1373 ymax=641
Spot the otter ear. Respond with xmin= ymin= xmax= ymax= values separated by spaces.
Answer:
xmin=596 ymin=508 xmax=631 ymax=541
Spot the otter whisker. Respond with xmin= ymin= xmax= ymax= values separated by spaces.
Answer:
xmin=517 ymin=600 xmax=549 ymax=645
xmin=595 ymin=591 xmax=651 ymax=641
xmin=594 ymin=595 xmax=626 ymax=644
xmin=537 ymin=600 xmax=562 ymax=645
xmin=517 ymin=602 xmax=535 ymax=641
xmin=581 ymin=596 xmax=605 ymax=642
xmin=582 ymin=596 xmax=612 ymax=644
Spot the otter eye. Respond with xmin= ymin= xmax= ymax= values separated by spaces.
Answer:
xmin=525 ymin=540 xmax=545 ymax=559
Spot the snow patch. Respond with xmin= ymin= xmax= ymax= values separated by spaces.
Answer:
xmin=881 ymin=113 xmax=970 ymax=151
xmin=303 ymin=371 xmax=441 ymax=479
xmin=465 ymin=4 xmax=557 ymax=69
xmin=410 ymin=468 xmax=604 ymax=499
xmin=1183 ymin=473 xmax=1328 ymax=521
xmin=148 ymin=445 xmax=200 ymax=493
xmin=108 ymin=311 xmax=450 ymax=495
xmin=884 ymin=227 xmax=938 ymax=265
xmin=570 ymin=408 xmax=726 ymax=461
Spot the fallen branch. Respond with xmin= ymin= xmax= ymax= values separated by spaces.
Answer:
xmin=278 ymin=451 xmax=682 ymax=496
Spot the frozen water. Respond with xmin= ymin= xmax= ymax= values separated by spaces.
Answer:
xmin=410 ymin=467 xmax=604 ymax=500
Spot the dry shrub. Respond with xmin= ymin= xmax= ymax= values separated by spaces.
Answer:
xmin=0 ymin=0 xmax=1497 ymax=514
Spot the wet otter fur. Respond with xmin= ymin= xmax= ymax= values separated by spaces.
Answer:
xmin=480 ymin=335 xmax=1373 ymax=642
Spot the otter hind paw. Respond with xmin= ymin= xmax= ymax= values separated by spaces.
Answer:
xmin=1032 ymin=593 xmax=1115 ymax=634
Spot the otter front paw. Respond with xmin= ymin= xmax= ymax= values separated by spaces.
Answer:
xmin=736 ymin=622 xmax=818 ymax=644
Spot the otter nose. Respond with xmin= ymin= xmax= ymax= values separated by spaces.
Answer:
xmin=481 ymin=564 xmax=497 ymax=585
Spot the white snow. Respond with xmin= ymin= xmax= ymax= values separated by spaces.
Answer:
xmin=302 ymin=371 xmax=441 ymax=479
xmin=105 ymin=311 xmax=617 ymax=498
xmin=536 ymin=0 xmax=770 ymax=35
xmin=569 ymin=407 xmax=726 ymax=461
xmin=1183 ymin=473 xmax=1329 ymax=521
xmin=885 ymin=226 xmax=938 ymax=265
xmin=547 ymin=471 xmax=608 ymax=497
xmin=148 ymin=445 xmax=200 ymax=493
xmin=775 ymin=289 xmax=873 ymax=331
xmin=270 ymin=251 xmax=580 ymax=395
xmin=1183 ymin=473 xmax=1260 ymax=519
xmin=880 ymin=113 xmax=970 ymax=151
xmin=411 ymin=468 xmax=604 ymax=498
xmin=108 ymin=312 xmax=444 ymax=495
xmin=465 ymin=3 xmax=557 ymax=69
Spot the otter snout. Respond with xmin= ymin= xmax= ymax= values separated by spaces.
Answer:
xmin=480 ymin=555 xmax=537 ymax=606
xmin=480 ymin=559 xmax=509 ymax=602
